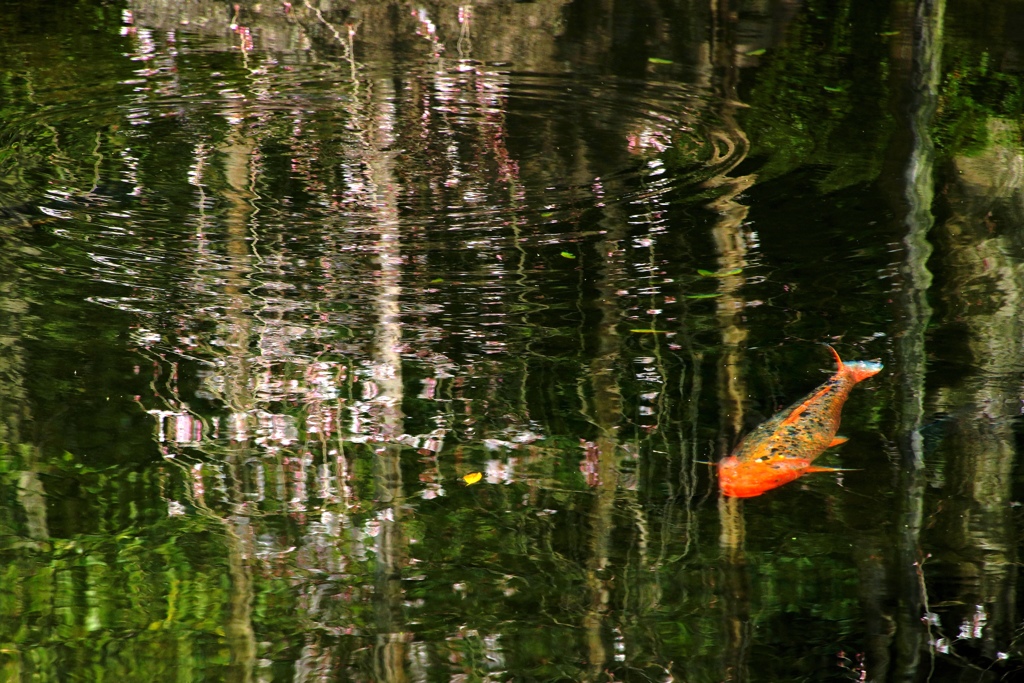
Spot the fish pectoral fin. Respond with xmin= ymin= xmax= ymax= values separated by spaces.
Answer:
xmin=828 ymin=436 xmax=849 ymax=448
xmin=806 ymin=466 xmax=859 ymax=473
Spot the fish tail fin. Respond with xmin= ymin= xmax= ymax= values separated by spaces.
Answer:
xmin=826 ymin=344 xmax=883 ymax=382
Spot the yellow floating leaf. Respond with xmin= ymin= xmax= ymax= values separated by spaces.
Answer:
xmin=462 ymin=472 xmax=483 ymax=485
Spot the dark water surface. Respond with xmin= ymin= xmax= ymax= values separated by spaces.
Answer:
xmin=2 ymin=1 xmax=1024 ymax=681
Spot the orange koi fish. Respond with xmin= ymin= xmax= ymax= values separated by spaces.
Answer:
xmin=718 ymin=346 xmax=882 ymax=498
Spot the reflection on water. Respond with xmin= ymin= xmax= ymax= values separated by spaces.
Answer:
xmin=1 ymin=0 xmax=1024 ymax=681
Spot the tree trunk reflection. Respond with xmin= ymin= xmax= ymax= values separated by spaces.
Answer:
xmin=363 ymin=70 xmax=410 ymax=683
xmin=887 ymin=0 xmax=944 ymax=678
xmin=708 ymin=1 xmax=755 ymax=679
xmin=929 ymin=122 xmax=1024 ymax=665
xmin=217 ymin=104 xmax=260 ymax=683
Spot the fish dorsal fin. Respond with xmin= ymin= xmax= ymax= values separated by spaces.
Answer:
xmin=827 ymin=344 xmax=844 ymax=372
xmin=781 ymin=402 xmax=809 ymax=425
xmin=781 ymin=382 xmax=834 ymax=425
xmin=779 ymin=346 xmax=847 ymax=427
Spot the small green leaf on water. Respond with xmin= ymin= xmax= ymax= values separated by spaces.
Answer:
xmin=430 ymin=278 xmax=444 ymax=283
xmin=561 ymin=251 xmax=576 ymax=259
xmin=746 ymin=49 xmax=767 ymax=56
xmin=697 ymin=268 xmax=742 ymax=277
xmin=648 ymin=57 xmax=673 ymax=64
xmin=823 ymin=85 xmax=845 ymax=93
xmin=685 ymin=293 xmax=721 ymax=299
xmin=630 ymin=329 xmax=669 ymax=334
xmin=878 ymin=31 xmax=900 ymax=36
xmin=541 ymin=212 xmax=554 ymax=218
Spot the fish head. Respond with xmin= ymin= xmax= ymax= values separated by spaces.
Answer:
xmin=844 ymin=360 xmax=883 ymax=383
xmin=718 ymin=455 xmax=811 ymax=498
